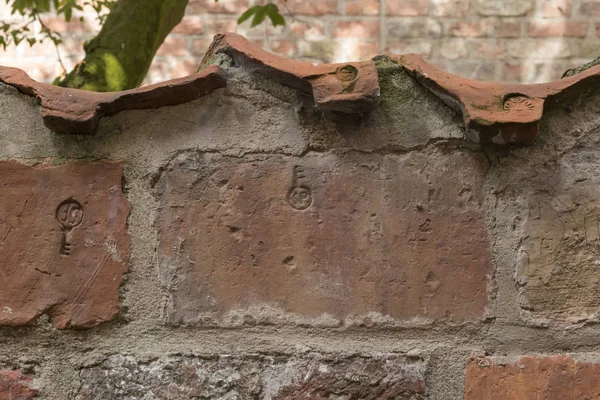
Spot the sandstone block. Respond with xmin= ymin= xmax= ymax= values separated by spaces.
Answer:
xmin=0 ymin=161 xmax=130 ymax=328
xmin=77 ymin=353 xmax=426 ymax=399
xmin=465 ymin=355 xmax=600 ymax=399
xmin=157 ymin=151 xmax=492 ymax=326
xmin=517 ymin=160 xmax=600 ymax=324
xmin=473 ymin=0 xmax=534 ymax=16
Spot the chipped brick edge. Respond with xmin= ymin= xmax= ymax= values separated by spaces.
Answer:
xmin=394 ymin=54 xmax=600 ymax=145
xmin=0 ymin=65 xmax=227 ymax=135
xmin=2 ymin=33 xmax=599 ymax=143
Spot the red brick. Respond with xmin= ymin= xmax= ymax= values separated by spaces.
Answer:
xmin=346 ymin=0 xmax=380 ymax=15
xmin=0 ymin=371 xmax=37 ymax=399
xmin=171 ymin=16 xmax=204 ymax=35
xmin=469 ymin=39 xmax=505 ymax=59
xmin=156 ymin=36 xmax=188 ymax=56
xmin=496 ymin=20 xmax=522 ymax=38
xmin=0 ymin=161 xmax=130 ymax=328
xmin=448 ymin=21 xmax=493 ymax=37
xmin=465 ymin=355 xmax=600 ymax=399
xmin=283 ymin=0 xmax=337 ymax=15
xmin=157 ymin=151 xmax=492 ymax=326
xmin=541 ymin=0 xmax=571 ymax=17
xmin=528 ymin=21 xmax=588 ymax=37
xmin=334 ymin=21 xmax=380 ymax=38
xmin=187 ymin=0 xmax=249 ymax=14
xmin=386 ymin=0 xmax=429 ymax=16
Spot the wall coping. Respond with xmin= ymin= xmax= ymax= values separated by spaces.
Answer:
xmin=1 ymin=33 xmax=599 ymax=145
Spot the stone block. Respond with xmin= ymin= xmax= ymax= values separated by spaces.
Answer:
xmin=77 ymin=353 xmax=426 ymax=399
xmin=517 ymin=157 xmax=600 ymax=324
xmin=473 ymin=0 xmax=534 ymax=16
xmin=0 ymin=161 xmax=130 ymax=328
xmin=156 ymin=150 xmax=492 ymax=326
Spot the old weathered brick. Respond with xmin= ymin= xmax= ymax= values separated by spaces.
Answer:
xmin=0 ymin=161 xmax=130 ymax=328
xmin=345 ymin=0 xmax=380 ymax=15
xmin=157 ymin=151 xmax=492 ymax=326
xmin=465 ymin=355 xmax=600 ymax=399
xmin=386 ymin=0 xmax=428 ymax=16
xmin=0 ymin=371 xmax=37 ymax=399
xmin=528 ymin=21 xmax=588 ymax=38
xmin=333 ymin=21 xmax=380 ymax=39
xmin=517 ymin=159 xmax=600 ymax=324
xmin=171 ymin=16 xmax=204 ymax=35
xmin=77 ymin=353 xmax=426 ymax=399
xmin=473 ymin=0 xmax=534 ymax=16
xmin=448 ymin=21 xmax=493 ymax=37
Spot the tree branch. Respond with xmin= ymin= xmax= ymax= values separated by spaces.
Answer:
xmin=57 ymin=0 xmax=190 ymax=91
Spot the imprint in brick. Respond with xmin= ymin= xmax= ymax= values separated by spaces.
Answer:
xmin=0 ymin=161 xmax=130 ymax=328
xmin=157 ymin=151 xmax=492 ymax=326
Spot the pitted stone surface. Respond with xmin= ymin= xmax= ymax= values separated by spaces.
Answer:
xmin=0 ymin=161 xmax=130 ymax=328
xmin=517 ymin=153 xmax=600 ymax=325
xmin=157 ymin=150 xmax=492 ymax=326
xmin=465 ymin=355 xmax=600 ymax=399
xmin=76 ymin=353 xmax=426 ymax=400
xmin=0 ymin=370 xmax=37 ymax=399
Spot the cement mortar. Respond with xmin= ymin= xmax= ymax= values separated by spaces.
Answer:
xmin=1 ymin=61 xmax=600 ymax=399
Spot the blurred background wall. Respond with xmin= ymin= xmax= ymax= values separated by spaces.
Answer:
xmin=0 ymin=0 xmax=596 ymax=85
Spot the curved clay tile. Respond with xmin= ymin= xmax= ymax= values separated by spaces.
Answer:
xmin=0 ymin=64 xmax=227 ymax=134
xmin=395 ymin=54 xmax=600 ymax=145
xmin=1 ymin=32 xmax=599 ymax=144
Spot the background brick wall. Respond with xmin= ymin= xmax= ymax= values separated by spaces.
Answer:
xmin=0 ymin=0 xmax=598 ymax=84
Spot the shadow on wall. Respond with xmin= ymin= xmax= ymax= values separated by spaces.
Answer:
xmin=0 ymin=0 xmax=595 ymax=84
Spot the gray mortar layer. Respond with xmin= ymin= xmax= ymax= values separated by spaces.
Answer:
xmin=0 ymin=59 xmax=600 ymax=399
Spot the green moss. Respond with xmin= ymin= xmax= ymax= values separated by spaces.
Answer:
xmin=562 ymin=56 xmax=600 ymax=78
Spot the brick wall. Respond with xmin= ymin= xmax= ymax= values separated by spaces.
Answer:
xmin=0 ymin=0 xmax=598 ymax=84
xmin=1 ymin=32 xmax=600 ymax=398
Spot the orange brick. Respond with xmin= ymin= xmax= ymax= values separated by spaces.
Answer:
xmin=284 ymin=0 xmax=337 ymax=15
xmin=156 ymin=36 xmax=188 ymax=56
xmin=269 ymin=39 xmax=297 ymax=57
xmin=346 ymin=0 xmax=380 ymax=15
xmin=466 ymin=355 xmax=600 ymax=400
xmin=172 ymin=16 xmax=204 ymax=35
xmin=334 ymin=21 xmax=380 ymax=38
xmin=169 ymin=58 xmax=199 ymax=77
xmin=528 ymin=21 xmax=588 ymax=37
xmin=386 ymin=0 xmax=428 ymax=16
xmin=448 ymin=21 xmax=493 ymax=37
xmin=0 ymin=371 xmax=37 ymax=399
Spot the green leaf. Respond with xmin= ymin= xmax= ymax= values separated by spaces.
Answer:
xmin=265 ymin=3 xmax=285 ymax=26
xmin=250 ymin=5 xmax=267 ymax=27
xmin=237 ymin=5 xmax=260 ymax=25
xmin=27 ymin=37 xmax=36 ymax=45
